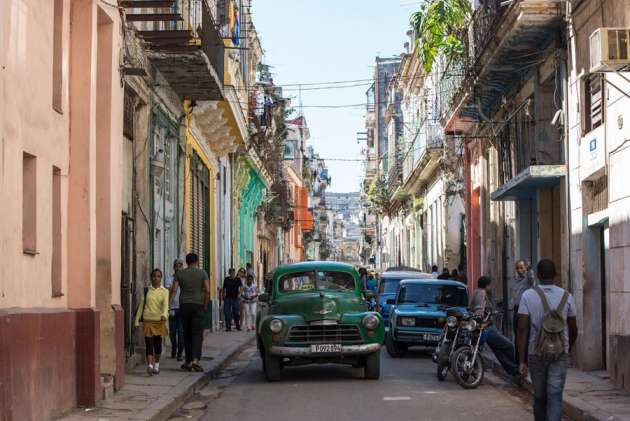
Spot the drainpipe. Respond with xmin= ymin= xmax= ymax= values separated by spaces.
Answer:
xmin=562 ymin=4 xmax=572 ymax=292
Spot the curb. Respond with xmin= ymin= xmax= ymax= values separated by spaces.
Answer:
xmin=141 ymin=336 xmax=256 ymax=421
xmin=481 ymin=353 xmax=614 ymax=421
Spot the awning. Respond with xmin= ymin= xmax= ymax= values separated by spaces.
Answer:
xmin=491 ymin=165 xmax=565 ymax=201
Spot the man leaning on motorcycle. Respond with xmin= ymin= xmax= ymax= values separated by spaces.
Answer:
xmin=470 ymin=276 xmax=522 ymax=384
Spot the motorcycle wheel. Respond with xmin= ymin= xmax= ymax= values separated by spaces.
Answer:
xmin=436 ymin=361 xmax=449 ymax=381
xmin=451 ymin=346 xmax=484 ymax=389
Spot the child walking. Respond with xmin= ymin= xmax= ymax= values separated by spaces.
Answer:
xmin=135 ymin=268 xmax=169 ymax=375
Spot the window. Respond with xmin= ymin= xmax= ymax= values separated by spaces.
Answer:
xmin=279 ymin=271 xmax=356 ymax=293
xmin=397 ymin=283 xmax=468 ymax=307
xmin=583 ymin=74 xmax=605 ymax=134
xmin=23 ymin=153 xmax=37 ymax=254
xmin=52 ymin=166 xmax=62 ymax=296
xmin=52 ymin=0 xmax=64 ymax=112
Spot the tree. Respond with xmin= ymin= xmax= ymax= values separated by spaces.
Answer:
xmin=410 ymin=0 xmax=471 ymax=73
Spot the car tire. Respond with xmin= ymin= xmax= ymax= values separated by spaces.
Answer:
xmin=364 ymin=351 xmax=380 ymax=380
xmin=385 ymin=333 xmax=407 ymax=358
xmin=263 ymin=350 xmax=282 ymax=382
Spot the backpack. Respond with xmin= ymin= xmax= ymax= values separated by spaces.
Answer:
xmin=138 ymin=287 xmax=149 ymax=322
xmin=533 ymin=286 xmax=569 ymax=362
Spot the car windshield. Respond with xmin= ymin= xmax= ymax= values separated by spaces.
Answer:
xmin=279 ymin=271 xmax=356 ymax=293
xmin=397 ymin=284 xmax=468 ymax=307
xmin=378 ymin=278 xmax=402 ymax=294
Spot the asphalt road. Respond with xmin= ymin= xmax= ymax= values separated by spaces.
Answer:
xmin=170 ymin=344 xmax=534 ymax=421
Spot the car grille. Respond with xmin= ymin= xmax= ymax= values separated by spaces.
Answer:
xmin=415 ymin=317 xmax=442 ymax=328
xmin=286 ymin=324 xmax=363 ymax=345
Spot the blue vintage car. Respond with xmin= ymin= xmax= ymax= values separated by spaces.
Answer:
xmin=385 ymin=279 xmax=469 ymax=357
xmin=377 ymin=270 xmax=433 ymax=329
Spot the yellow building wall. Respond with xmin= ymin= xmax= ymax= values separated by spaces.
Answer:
xmin=183 ymin=104 xmax=219 ymax=300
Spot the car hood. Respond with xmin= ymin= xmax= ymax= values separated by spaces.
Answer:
xmin=271 ymin=292 xmax=364 ymax=322
xmin=393 ymin=303 xmax=466 ymax=317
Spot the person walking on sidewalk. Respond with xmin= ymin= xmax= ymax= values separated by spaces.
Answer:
xmin=164 ymin=259 xmax=185 ymax=361
xmin=134 ymin=268 xmax=169 ymax=376
xmin=171 ymin=253 xmax=210 ymax=372
xmin=237 ymin=268 xmax=247 ymax=329
xmin=518 ymin=259 xmax=578 ymax=421
xmin=511 ymin=259 xmax=535 ymax=365
xmin=470 ymin=276 xmax=521 ymax=381
xmin=242 ymin=274 xmax=259 ymax=332
xmin=222 ymin=268 xmax=243 ymax=331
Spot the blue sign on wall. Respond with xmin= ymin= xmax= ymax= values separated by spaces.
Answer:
xmin=589 ymin=138 xmax=597 ymax=152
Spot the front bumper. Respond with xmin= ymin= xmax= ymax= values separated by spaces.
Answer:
xmin=393 ymin=328 xmax=442 ymax=345
xmin=269 ymin=343 xmax=381 ymax=357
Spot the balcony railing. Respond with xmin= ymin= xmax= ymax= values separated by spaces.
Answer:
xmin=123 ymin=0 xmax=224 ymax=100
xmin=468 ymin=1 xmax=506 ymax=68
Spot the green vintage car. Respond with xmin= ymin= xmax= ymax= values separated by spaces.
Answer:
xmin=256 ymin=261 xmax=385 ymax=381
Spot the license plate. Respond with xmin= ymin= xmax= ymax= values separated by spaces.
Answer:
xmin=311 ymin=344 xmax=342 ymax=354
xmin=424 ymin=334 xmax=441 ymax=342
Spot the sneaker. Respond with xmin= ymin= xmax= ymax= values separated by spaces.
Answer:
xmin=153 ymin=367 xmax=160 ymax=375
xmin=147 ymin=365 xmax=154 ymax=376
xmin=177 ymin=355 xmax=183 ymax=362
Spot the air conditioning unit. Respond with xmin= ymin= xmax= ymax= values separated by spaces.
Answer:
xmin=590 ymin=28 xmax=630 ymax=72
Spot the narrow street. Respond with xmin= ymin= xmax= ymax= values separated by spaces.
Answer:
xmin=170 ymin=345 xmax=533 ymax=421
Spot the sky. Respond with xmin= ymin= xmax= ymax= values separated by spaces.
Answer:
xmin=252 ymin=0 xmax=416 ymax=193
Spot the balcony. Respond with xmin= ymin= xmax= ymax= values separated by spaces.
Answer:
xmin=123 ymin=0 xmax=224 ymax=101
xmin=491 ymin=102 xmax=564 ymax=201
xmin=401 ymin=121 xmax=444 ymax=195
xmin=444 ymin=0 xmax=564 ymax=130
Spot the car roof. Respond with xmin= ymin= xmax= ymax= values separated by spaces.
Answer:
xmin=272 ymin=261 xmax=357 ymax=277
xmin=399 ymin=279 xmax=468 ymax=288
xmin=385 ymin=266 xmax=422 ymax=272
xmin=380 ymin=271 xmax=434 ymax=279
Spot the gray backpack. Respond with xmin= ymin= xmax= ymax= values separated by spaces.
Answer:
xmin=533 ymin=286 xmax=569 ymax=362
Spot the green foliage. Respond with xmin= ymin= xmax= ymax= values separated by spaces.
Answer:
xmin=410 ymin=0 xmax=471 ymax=73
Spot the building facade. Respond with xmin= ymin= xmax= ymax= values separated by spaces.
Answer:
xmin=1 ymin=1 xmax=125 ymax=418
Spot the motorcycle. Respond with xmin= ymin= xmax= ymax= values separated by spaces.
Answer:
xmin=432 ymin=308 xmax=466 ymax=381
xmin=449 ymin=310 xmax=494 ymax=389
xmin=364 ymin=290 xmax=377 ymax=311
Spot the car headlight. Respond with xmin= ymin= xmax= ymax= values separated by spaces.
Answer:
xmin=363 ymin=314 xmax=380 ymax=330
xmin=446 ymin=316 xmax=458 ymax=328
xmin=269 ymin=319 xmax=283 ymax=333
xmin=464 ymin=319 xmax=478 ymax=331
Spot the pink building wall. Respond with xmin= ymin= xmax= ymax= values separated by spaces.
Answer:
xmin=0 ymin=1 xmax=124 ymax=419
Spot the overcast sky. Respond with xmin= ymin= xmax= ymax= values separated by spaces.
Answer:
xmin=252 ymin=0 xmax=415 ymax=192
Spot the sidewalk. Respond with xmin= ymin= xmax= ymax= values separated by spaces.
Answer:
xmin=56 ymin=330 xmax=255 ymax=421
xmin=482 ymin=351 xmax=630 ymax=421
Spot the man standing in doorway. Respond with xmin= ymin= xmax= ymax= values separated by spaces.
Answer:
xmin=511 ymin=259 xmax=535 ymax=364
xmin=222 ymin=268 xmax=243 ymax=331
xmin=170 ymin=253 xmax=210 ymax=372
xmin=518 ymin=259 xmax=578 ymax=421
xmin=164 ymin=259 xmax=184 ymax=361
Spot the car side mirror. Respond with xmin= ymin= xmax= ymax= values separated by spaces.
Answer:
xmin=386 ymin=299 xmax=396 ymax=305
xmin=258 ymin=293 xmax=269 ymax=303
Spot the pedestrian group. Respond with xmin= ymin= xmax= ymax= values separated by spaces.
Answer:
xmin=135 ymin=254 xmax=261 ymax=377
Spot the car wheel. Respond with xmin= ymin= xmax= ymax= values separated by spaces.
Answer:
xmin=385 ymin=333 xmax=407 ymax=358
xmin=263 ymin=350 xmax=282 ymax=382
xmin=364 ymin=351 xmax=381 ymax=380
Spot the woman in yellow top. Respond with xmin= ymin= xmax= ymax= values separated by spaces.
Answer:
xmin=135 ymin=268 xmax=169 ymax=376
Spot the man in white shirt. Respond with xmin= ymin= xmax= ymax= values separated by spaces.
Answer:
xmin=517 ymin=259 xmax=578 ymax=421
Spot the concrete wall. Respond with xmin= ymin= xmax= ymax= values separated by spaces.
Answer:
xmin=566 ymin=0 xmax=630 ymax=389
